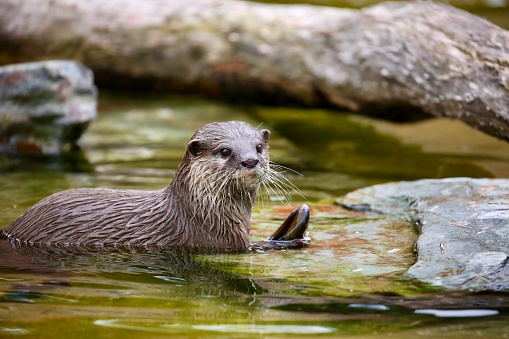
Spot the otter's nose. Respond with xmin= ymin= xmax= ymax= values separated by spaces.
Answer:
xmin=241 ymin=159 xmax=258 ymax=169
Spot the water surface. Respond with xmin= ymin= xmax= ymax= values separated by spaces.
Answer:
xmin=1 ymin=93 xmax=509 ymax=338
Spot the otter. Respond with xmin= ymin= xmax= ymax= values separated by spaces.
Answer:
xmin=3 ymin=121 xmax=308 ymax=252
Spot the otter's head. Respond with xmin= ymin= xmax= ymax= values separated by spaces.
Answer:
xmin=165 ymin=121 xmax=271 ymax=249
xmin=185 ymin=121 xmax=270 ymax=192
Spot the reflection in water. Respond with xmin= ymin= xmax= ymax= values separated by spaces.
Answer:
xmin=0 ymin=239 xmax=264 ymax=299
xmin=0 ymin=150 xmax=93 ymax=174
xmin=2 ymin=237 xmax=509 ymax=338
xmin=260 ymin=109 xmax=494 ymax=180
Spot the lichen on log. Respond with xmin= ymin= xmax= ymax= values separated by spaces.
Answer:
xmin=0 ymin=0 xmax=508 ymax=140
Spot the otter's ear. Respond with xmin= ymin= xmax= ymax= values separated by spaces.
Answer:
xmin=260 ymin=129 xmax=270 ymax=143
xmin=187 ymin=139 xmax=203 ymax=156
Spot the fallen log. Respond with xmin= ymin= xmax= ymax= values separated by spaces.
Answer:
xmin=0 ymin=0 xmax=508 ymax=140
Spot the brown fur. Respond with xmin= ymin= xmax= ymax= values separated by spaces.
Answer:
xmin=3 ymin=121 xmax=272 ymax=251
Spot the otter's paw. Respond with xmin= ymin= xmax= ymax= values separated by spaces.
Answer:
xmin=265 ymin=204 xmax=310 ymax=249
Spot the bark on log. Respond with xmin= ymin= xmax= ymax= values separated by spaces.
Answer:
xmin=0 ymin=0 xmax=508 ymax=140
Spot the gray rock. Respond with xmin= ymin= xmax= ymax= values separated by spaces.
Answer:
xmin=0 ymin=60 xmax=97 ymax=154
xmin=338 ymin=178 xmax=509 ymax=291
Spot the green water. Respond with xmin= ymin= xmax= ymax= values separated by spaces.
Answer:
xmin=2 ymin=93 xmax=509 ymax=338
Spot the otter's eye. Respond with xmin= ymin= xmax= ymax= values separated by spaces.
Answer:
xmin=220 ymin=148 xmax=231 ymax=157
xmin=256 ymin=144 xmax=263 ymax=154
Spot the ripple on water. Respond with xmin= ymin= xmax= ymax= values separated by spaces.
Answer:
xmin=94 ymin=319 xmax=336 ymax=334
xmin=414 ymin=309 xmax=500 ymax=318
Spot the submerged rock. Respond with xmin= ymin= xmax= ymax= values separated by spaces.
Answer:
xmin=0 ymin=60 xmax=97 ymax=154
xmin=338 ymin=178 xmax=509 ymax=291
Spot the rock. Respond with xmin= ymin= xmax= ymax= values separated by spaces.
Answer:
xmin=0 ymin=60 xmax=97 ymax=154
xmin=338 ymin=178 xmax=509 ymax=291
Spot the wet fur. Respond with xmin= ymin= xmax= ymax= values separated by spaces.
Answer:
xmin=4 ymin=121 xmax=278 ymax=251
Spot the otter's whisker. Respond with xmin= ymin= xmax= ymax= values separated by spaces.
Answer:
xmin=260 ymin=181 xmax=278 ymax=206
xmin=261 ymin=176 xmax=290 ymax=206
xmin=204 ymin=171 xmax=232 ymax=228
xmin=267 ymin=168 xmax=306 ymax=201
xmin=269 ymin=161 xmax=304 ymax=176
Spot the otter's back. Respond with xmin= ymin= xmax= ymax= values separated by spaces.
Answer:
xmin=4 ymin=188 xmax=166 ymax=246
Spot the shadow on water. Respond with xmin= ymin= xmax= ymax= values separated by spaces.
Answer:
xmin=253 ymin=107 xmax=498 ymax=200
xmin=256 ymin=108 xmax=493 ymax=180
xmin=0 ymin=150 xmax=94 ymax=174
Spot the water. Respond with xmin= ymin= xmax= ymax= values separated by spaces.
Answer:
xmin=2 ymin=92 xmax=509 ymax=338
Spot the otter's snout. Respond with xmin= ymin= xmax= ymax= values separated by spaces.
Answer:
xmin=241 ymin=159 xmax=259 ymax=169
